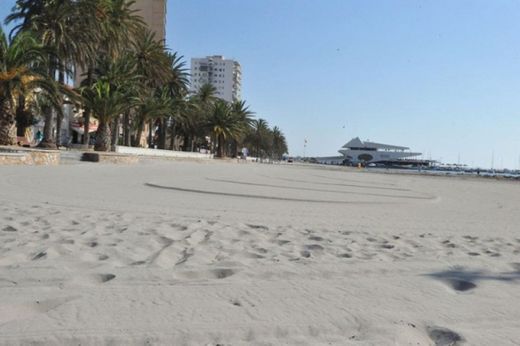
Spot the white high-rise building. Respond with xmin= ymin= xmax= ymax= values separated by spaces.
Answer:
xmin=191 ymin=56 xmax=242 ymax=102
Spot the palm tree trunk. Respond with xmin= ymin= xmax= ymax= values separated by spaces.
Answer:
xmin=55 ymin=69 xmax=65 ymax=147
xmin=135 ymin=122 xmax=144 ymax=147
xmin=111 ymin=115 xmax=120 ymax=151
xmin=158 ymin=119 xmax=166 ymax=149
xmin=40 ymin=61 xmax=57 ymax=149
xmin=94 ymin=119 xmax=111 ymax=152
xmin=82 ymin=110 xmax=91 ymax=145
xmin=123 ymin=110 xmax=130 ymax=146
xmin=148 ymin=119 xmax=153 ymax=148
xmin=231 ymin=139 xmax=237 ymax=158
xmin=183 ymin=134 xmax=190 ymax=151
xmin=0 ymin=101 xmax=16 ymax=145
xmin=15 ymin=96 xmax=29 ymax=138
xmin=169 ymin=118 xmax=176 ymax=150
xmin=217 ymin=134 xmax=225 ymax=158
xmin=39 ymin=106 xmax=56 ymax=149
xmin=82 ymin=68 xmax=93 ymax=146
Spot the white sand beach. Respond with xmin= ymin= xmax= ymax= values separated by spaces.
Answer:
xmin=1 ymin=160 xmax=520 ymax=345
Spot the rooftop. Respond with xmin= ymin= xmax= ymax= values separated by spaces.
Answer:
xmin=342 ymin=137 xmax=409 ymax=151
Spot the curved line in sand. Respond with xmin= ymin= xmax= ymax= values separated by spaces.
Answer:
xmin=310 ymin=174 xmax=398 ymax=187
xmin=145 ymin=183 xmax=391 ymax=204
xmin=207 ymin=178 xmax=434 ymax=200
xmin=263 ymin=175 xmax=413 ymax=192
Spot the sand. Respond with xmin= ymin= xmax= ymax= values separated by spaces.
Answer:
xmin=1 ymin=160 xmax=520 ymax=345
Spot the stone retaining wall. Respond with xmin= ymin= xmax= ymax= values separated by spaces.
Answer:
xmin=0 ymin=146 xmax=60 ymax=166
xmin=81 ymin=152 xmax=140 ymax=164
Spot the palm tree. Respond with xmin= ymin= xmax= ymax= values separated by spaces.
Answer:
xmin=206 ymin=100 xmax=245 ymax=158
xmin=7 ymin=0 xmax=97 ymax=68
xmin=81 ymin=0 xmax=145 ymax=145
xmin=132 ymin=29 xmax=171 ymax=88
xmin=7 ymin=0 xmax=99 ymax=147
xmin=0 ymin=26 xmax=60 ymax=145
xmin=96 ymin=0 xmax=144 ymax=60
xmin=86 ymin=52 xmax=140 ymax=149
xmin=271 ymin=126 xmax=288 ymax=160
xmin=195 ymin=83 xmax=217 ymax=104
xmin=80 ymin=80 xmax=130 ymax=151
xmin=164 ymin=52 xmax=189 ymax=97
xmin=87 ymin=52 xmax=139 ymax=89
xmin=246 ymin=118 xmax=271 ymax=158
xmin=230 ymin=100 xmax=254 ymax=156
xmin=167 ymin=96 xmax=194 ymax=150
xmin=182 ymin=83 xmax=216 ymax=151
xmin=129 ymin=28 xmax=172 ymax=147
xmin=133 ymin=88 xmax=173 ymax=147
xmin=161 ymin=52 xmax=188 ymax=149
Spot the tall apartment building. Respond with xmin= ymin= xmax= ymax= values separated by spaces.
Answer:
xmin=133 ymin=0 xmax=167 ymax=41
xmin=191 ymin=56 xmax=242 ymax=102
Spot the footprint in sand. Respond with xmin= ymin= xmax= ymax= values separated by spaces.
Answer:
xmin=304 ymin=244 xmax=324 ymax=251
xmin=309 ymin=236 xmax=324 ymax=241
xmin=255 ymin=247 xmax=268 ymax=254
xmin=175 ymin=248 xmax=193 ymax=265
xmin=211 ymin=268 xmax=235 ymax=279
xmin=300 ymin=250 xmax=311 ymax=258
xmin=2 ymin=226 xmax=17 ymax=232
xmin=484 ymin=249 xmax=500 ymax=257
xmin=96 ymin=274 xmax=116 ymax=283
xmin=247 ymin=224 xmax=269 ymax=231
xmin=427 ymin=326 xmax=464 ymax=345
xmin=245 ymin=252 xmax=265 ymax=259
xmin=32 ymin=251 xmax=47 ymax=260
xmin=170 ymin=223 xmax=188 ymax=231
xmin=381 ymin=244 xmax=395 ymax=250
xmin=446 ymin=278 xmax=476 ymax=292
xmin=442 ymin=240 xmax=457 ymax=248
xmin=463 ymin=235 xmax=478 ymax=242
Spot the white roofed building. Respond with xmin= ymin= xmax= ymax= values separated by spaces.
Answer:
xmin=338 ymin=137 xmax=421 ymax=164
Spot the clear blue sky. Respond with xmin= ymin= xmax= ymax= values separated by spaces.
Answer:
xmin=2 ymin=1 xmax=520 ymax=168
